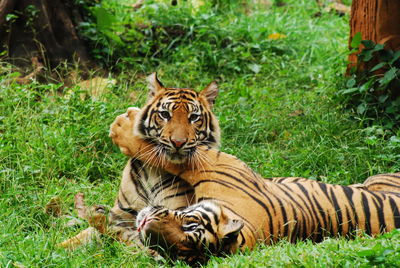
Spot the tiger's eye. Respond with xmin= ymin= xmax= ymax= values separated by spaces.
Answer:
xmin=189 ymin=114 xmax=200 ymax=122
xmin=159 ymin=111 xmax=171 ymax=120
xmin=182 ymin=222 xmax=199 ymax=232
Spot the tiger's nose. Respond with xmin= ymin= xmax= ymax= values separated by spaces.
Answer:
xmin=170 ymin=138 xmax=187 ymax=149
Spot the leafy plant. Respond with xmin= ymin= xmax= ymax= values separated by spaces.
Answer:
xmin=340 ymin=36 xmax=400 ymax=128
xmin=77 ymin=0 xmax=291 ymax=75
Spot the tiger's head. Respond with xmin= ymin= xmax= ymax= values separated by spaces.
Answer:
xmin=134 ymin=73 xmax=220 ymax=164
xmin=136 ymin=201 xmax=244 ymax=264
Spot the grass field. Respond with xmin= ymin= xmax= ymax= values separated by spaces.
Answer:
xmin=1 ymin=0 xmax=400 ymax=267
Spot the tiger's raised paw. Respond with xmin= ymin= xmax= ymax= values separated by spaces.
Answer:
xmin=109 ymin=107 xmax=141 ymax=156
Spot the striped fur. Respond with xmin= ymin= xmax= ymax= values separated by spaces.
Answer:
xmin=59 ymin=73 xmax=220 ymax=248
xmin=109 ymin=110 xmax=400 ymax=264
xmin=106 ymin=73 xmax=220 ymax=243
xmin=351 ymin=173 xmax=400 ymax=194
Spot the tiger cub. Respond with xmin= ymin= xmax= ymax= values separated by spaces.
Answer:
xmin=59 ymin=73 xmax=220 ymax=248
xmin=110 ymin=109 xmax=400 ymax=264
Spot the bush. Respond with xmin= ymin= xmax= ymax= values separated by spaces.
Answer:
xmin=340 ymin=35 xmax=400 ymax=128
xmin=78 ymin=0 xmax=292 ymax=75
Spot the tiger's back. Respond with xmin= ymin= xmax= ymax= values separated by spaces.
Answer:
xmin=265 ymin=180 xmax=400 ymax=242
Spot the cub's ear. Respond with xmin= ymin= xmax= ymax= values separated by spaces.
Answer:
xmin=220 ymin=218 xmax=243 ymax=247
xmin=146 ymin=72 xmax=164 ymax=96
xmin=200 ymin=81 xmax=218 ymax=107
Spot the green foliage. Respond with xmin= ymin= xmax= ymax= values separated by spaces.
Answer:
xmin=340 ymin=39 xmax=400 ymax=128
xmin=78 ymin=0 xmax=293 ymax=74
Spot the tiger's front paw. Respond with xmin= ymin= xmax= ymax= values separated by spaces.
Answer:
xmin=109 ymin=107 xmax=141 ymax=156
xmin=74 ymin=193 xmax=109 ymax=234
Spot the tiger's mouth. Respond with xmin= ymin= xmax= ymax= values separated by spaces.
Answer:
xmin=166 ymin=151 xmax=188 ymax=163
xmin=147 ymin=138 xmax=197 ymax=164
xmin=165 ymin=148 xmax=195 ymax=164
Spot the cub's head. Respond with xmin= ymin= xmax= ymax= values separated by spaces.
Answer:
xmin=136 ymin=201 xmax=244 ymax=264
xmin=134 ymin=73 xmax=220 ymax=164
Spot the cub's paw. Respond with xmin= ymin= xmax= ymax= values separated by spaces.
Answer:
xmin=148 ymin=248 xmax=164 ymax=261
xmin=87 ymin=205 xmax=108 ymax=234
xmin=109 ymin=107 xmax=141 ymax=156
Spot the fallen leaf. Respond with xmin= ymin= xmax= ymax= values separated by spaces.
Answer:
xmin=324 ymin=3 xmax=350 ymax=15
xmin=14 ymin=57 xmax=44 ymax=85
xmin=282 ymin=130 xmax=291 ymax=140
xmin=288 ymin=110 xmax=304 ymax=117
xmin=268 ymin=33 xmax=287 ymax=40
xmin=131 ymin=0 xmax=144 ymax=10
xmin=248 ymin=63 xmax=261 ymax=74
xmin=44 ymin=196 xmax=63 ymax=217
xmin=77 ymin=77 xmax=116 ymax=100
xmin=243 ymin=0 xmax=272 ymax=15
xmin=191 ymin=0 xmax=205 ymax=12
xmin=13 ymin=262 xmax=26 ymax=268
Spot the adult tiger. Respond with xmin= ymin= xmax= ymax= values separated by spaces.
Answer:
xmin=109 ymin=109 xmax=400 ymax=264
xmin=59 ymin=73 xmax=221 ymax=248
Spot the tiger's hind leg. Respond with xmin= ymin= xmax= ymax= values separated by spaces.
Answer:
xmin=359 ymin=173 xmax=400 ymax=194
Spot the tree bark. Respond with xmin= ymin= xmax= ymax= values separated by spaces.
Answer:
xmin=348 ymin=0 xmax=400 ymax=73
xmin=0 ymin=0 xmax=94 ymax=70
xmin=0 ymin=0 xmax=17 ymax=26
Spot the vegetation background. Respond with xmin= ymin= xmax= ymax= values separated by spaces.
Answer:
xmin=1 ymin=0 xmax=400 ymax=267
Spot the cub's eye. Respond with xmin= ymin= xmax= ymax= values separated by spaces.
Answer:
xmin=182 ymin=222 xmax=199 ymax=232
xmin=189 ymin=114 xmax=200 ymax=122
xmin=159 ymin=111 xmax=171 ymax=120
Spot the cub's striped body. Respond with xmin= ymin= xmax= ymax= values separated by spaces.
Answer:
xmin=110 ymin=111 xmax=400 ymax=264
xmin=106 ymin=158 xmax=194 ymax=242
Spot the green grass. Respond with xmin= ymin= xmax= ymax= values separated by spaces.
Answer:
xmin=2 ymin=0 xmax=400 ymax=267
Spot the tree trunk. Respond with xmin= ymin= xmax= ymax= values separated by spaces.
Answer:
xmin=0 ymin=0 xmax=94 ymax=70
xmin=348 ymin=0 xmax=400 ymax=73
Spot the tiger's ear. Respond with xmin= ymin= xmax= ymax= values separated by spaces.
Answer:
xmin=220 ymin=218 xmax=243 ymax=244
xmin=200 ymin=81 xmax=218 ymax=107
xmin=146 ymin=72 xmax=164 ymax=96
